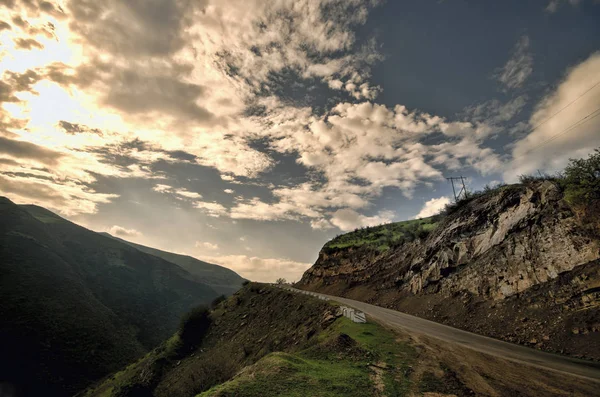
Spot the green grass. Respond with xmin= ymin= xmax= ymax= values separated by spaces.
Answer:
xmin=199 ymin=317 xmax=416 ymax=397
xmin=324 ymin=216 xmax=440 ymax=251
xmin=199 ymin=352 xmax=371 ymax=397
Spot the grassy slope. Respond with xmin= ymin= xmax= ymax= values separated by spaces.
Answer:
xmin=0 ymin=198 xmax=219 ymax=396
xmin=83 ymin=284 xmax=599 ymax=397
xmin=200 ymin=318 xmax=416 ymax=397
xmin=325 ymin=216 xmax=440 ymax=251
xmin=101 ymin=233 xmax=246 ymax=296
xmin=83 ymin=284 xmax=342 ymax=397
xmin=84 ymin=284 xmax=477 ymax=397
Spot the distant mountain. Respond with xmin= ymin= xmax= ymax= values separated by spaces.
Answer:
xmin=101 ymin=234 xmax=246 ymax=296
xmin=0 ymin=197 xmax=221 ymax=397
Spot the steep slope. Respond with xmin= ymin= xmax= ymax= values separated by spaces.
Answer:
xmin=0 ymin=198 xmax=220 ymax=397
xmin=297 ymin=181 xmax=600 ymax=359
xmin=101 ymin=233 xmax=245 ymax=296
xmin=84 ymin=284 xmax=599 ymax=397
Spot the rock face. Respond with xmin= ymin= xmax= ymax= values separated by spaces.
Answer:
xmin=297 ymin=182 xmax=600 ymax=359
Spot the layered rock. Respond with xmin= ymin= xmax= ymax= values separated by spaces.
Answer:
xmin=297 ymin=182 xmax=600 ymax=359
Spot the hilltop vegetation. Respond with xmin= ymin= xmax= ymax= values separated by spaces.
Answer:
xmin=324 ymin=216 xmax=440 ymax=252
xmin=0 ymin=198 xmax=224 ymax=396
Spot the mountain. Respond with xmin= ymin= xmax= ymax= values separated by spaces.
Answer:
xmin=0 ymin=198 xmax=221 ymax=397
xmin=297 ymin=180 xmax=600 ymax=360
xmin=101 ymin=234 xmax=246 ymax=296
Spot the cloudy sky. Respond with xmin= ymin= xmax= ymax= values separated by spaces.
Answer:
xmin=1 ymin=0 xmax=599 ymax=282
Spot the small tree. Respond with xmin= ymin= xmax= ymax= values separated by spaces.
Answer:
xmin=275 ymin=278 xmax=287 ymax=285
xmin=210 ymin=294 xmax=226 ymax=309
xmin=178 ymin=306 xmax=211 ymax=352
xmin=562 ymin=149 xmax=600 ymax=205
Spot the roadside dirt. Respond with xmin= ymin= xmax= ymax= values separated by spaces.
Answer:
xmin=398 ymin=328 xmax=599 ymax=397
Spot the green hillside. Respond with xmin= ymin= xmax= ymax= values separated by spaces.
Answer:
xmin=82 ymin=284 xmax=419 ymax=397
xmin=0 ymin=197 xmax=220 ymax=396
xmin=324 ymin=215 xmax=441 ymax=252
xmin=101 ymin=234 xmax=246 ymax=296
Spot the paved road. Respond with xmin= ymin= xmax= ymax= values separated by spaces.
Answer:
xmin=285 ymin=287 xmax=600 ymax=382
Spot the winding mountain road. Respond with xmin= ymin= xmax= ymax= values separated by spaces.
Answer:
xmin=284 ymin=287 xmax=600 ymax=383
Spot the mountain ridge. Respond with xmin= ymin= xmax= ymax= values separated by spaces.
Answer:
xmin=0 ymin=197 xmax=227 ymax=396
xmin=99 ymin=232 xmax=246 ymax=296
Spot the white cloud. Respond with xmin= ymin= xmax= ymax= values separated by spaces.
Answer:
xmin=193 ymin=201 xmax=228 ymax=217
xmin=496 ymin=35 xmax=533 ymax=90
xmin=0 ymin=0 xmax=507 ymax=234
xmin=505 ymin=52 xmax=600 ymax=181
xmin=414 ymin=196 xmax=450 ymax=219
xmin=0 ymin=172 xmax=118 ymax=216
xmin=330 ymin=208 xmax=394 ymax=232
xmin=195 ymin=241 xmax=219 ymax=250
xmin=198 ymin=254 xmax=312 ymax=283
xmin=153 ymin=184 xmax=202 ymax=200
xmin=310 ymin=218 xmax=334 ymax=230
xmin=260 ymin=100 xmax=499 ymax=215
xmin=108 ymin=225 xmax=141 ymax=238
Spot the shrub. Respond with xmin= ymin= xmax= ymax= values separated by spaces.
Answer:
xmin=210 ymin=295 xmax=226 ymax=309
xmin=178 ymin=306 xmax=211 ymax=352
xmin=561 ymin=149 xmax=600 ymax=205
xmin=518 ymin=172 xmax=562 ymax=186
xmin=188 ymin=347 xmax=240 ymax=395
xmin=242 ymin=280 xmax=250 ymax=286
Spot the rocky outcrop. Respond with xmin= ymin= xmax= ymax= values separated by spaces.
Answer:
xmin=297 ymin=182 xmax=600 ymax=359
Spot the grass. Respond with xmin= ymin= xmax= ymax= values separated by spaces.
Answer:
xmin=324 ymin=216 xmax=440 ymax=252
xmin=199 ymin=317 xmax=416 ymax=397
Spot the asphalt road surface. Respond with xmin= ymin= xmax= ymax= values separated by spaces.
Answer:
xmin=286 ymin=287 xmax=600 ymax=382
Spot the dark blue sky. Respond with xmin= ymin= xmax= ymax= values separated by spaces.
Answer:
xmin=367 ymin=0 xmax=600 ymax=117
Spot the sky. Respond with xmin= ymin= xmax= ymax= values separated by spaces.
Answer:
xmin=1 ymin=0 xmax=600 ymax=282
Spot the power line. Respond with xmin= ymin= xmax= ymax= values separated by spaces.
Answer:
xmin=514 ymin=106 xmax=600 ymax=160
xmin=528 ymin=80 xmax=600 ymax=134
xmin=508 ymin=80 xmax=600 ymax=162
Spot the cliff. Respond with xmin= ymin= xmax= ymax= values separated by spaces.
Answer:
xmin=297 ymin=181 xmax=600 ymax=359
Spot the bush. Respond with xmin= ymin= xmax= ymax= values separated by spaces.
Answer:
xmin=242 ymin=280 xmax=250 ymax=286
xmin=178 ymin=306 xmax=211 ymax=352
xmin=561 ymin=149 xmax=600 ymax=205
xmin=518 ymin=172 xmax=562 ymax=186
xmin=210 ymin=295 xmax=226 ymax=309
xmin=188 ymin=347 xmax=240 ymax=395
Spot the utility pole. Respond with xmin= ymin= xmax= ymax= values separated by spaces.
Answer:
xmin=446 ymin=176 xmax=469 ymax=202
